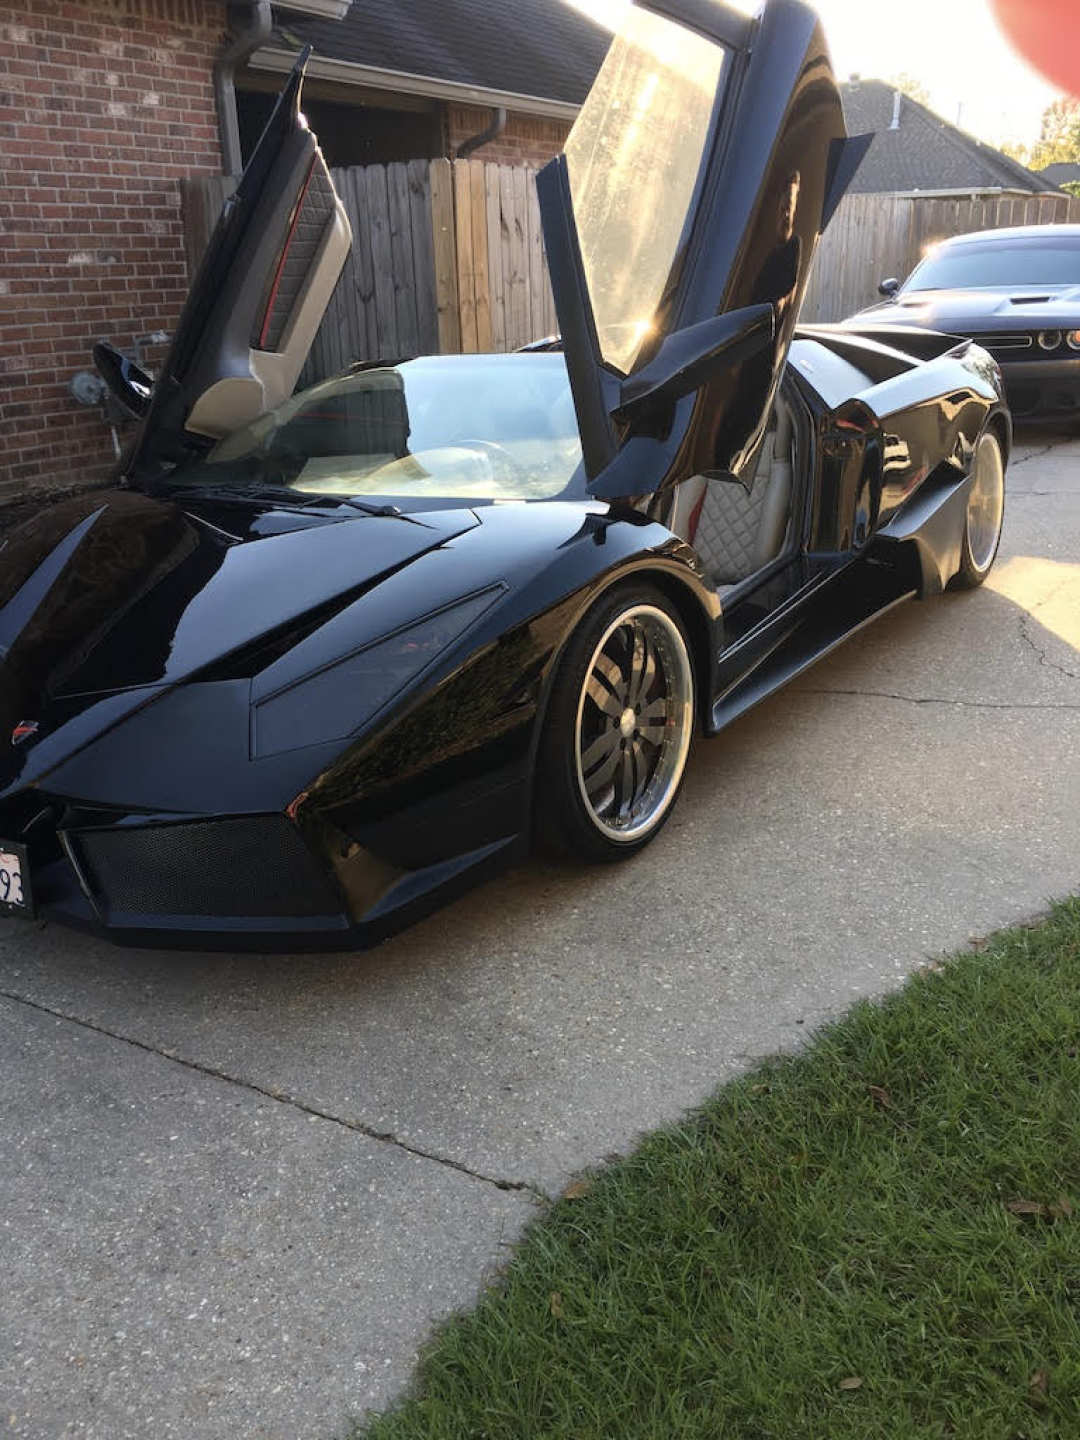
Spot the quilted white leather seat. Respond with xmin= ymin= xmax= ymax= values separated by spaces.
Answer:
xmin=675 ymin=404 xmax=794 ymax=587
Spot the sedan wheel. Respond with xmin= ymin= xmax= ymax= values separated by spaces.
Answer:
xmin=952 ymin=429 xmax=1005 ymax=589
xmin=536 ymin=586 xmax=695 ymax=861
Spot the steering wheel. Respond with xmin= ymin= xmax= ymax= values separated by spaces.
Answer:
xmin=453 ymin=438 xmax=527 ymax=482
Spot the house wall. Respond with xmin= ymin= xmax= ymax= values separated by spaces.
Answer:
xmin=0 ymin=0 xmax=225 ymax=507
xmin=447 ymin=103 xmax=570 ymax=167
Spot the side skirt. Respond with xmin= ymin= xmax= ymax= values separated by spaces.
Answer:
xmin=709 ymin=562 xmax=916 ymax=733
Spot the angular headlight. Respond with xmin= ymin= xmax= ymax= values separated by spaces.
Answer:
xmin=253 ymin=588 xmax=502 ymax=758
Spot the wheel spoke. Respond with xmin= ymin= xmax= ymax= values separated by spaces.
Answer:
xmin=640 ymin=697 xmax=667 ymax=722
xmin=629 ymin=626 xmax=656 ymax=706
xmin=636 ymin=721 xmax=666 ymax=746
xmin=585 ymin=666 xmax=623 ymax=718
xmin=580 ymin=728 xmax=619 ymax=776
xmin=616 ymin=744 xmax=636 ymax=820
xmin=584 ymin=744 xmax=621 ymax=797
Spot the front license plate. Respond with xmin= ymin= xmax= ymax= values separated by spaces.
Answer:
xmin=0 ymin=841 xmax=32 ymax=917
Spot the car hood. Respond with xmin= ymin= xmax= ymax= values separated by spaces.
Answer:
xmin=0 ymin=489 xmax=478 ymax=796
xmin=853 ymin=284 xmax=1080 ymax=332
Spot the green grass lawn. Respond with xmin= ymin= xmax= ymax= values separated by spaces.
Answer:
xmin=357 ymin=899 xmax=1080 ymax=1439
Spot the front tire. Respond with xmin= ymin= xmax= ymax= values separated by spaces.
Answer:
xmin=535 ymin=584 xmax=695 ymax=863
xmin=951 ymin=428 xmax=1005 ymax=589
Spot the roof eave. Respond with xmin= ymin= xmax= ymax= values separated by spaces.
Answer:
xmin=881 ymin=186 xmax=1061 ymax=198
xmin=246 ymin=45 xmax=583 ymax=119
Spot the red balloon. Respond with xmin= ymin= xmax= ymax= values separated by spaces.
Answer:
xmin=990 ymin=0 xmax=1080 ymax=97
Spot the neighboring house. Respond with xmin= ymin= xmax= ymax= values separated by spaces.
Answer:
xmin=234 ymin=0 xmax=612 ymax=168
xmin=840 ymin=79 xmax=1055 ymax=196
xmin=1041 ymin=162 xmax=1080 ymax=188
xmin=0 ymin=0 xmax=608 ymax=506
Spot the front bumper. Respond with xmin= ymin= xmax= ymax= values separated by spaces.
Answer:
xmin=0 ymin=791 xmax=526 ymax=952
xmin=1000 ymin=355 xmax=1080 ymax=419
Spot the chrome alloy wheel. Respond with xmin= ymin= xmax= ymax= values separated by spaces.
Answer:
xmin=573 ymin=603 xmax=694 ymax=843
xmin=966 ymin=430 xmax=1006 ymax=575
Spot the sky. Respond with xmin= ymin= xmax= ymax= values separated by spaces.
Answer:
xmin=567 ymin=0 xmax=1067 ymax=150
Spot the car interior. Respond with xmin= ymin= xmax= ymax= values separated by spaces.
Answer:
xmin=665 ymin=388 xmax=798 ymax=599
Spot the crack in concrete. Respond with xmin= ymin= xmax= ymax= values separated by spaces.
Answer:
xmin=1008 ymin=444 xmax=1058 ymax=470
xmin=0 ymin=986 xmax=549 ymax=1203
xmin=794 ymin=686 xmax=1080 ymax=711
xmin=1009 ymin=490 xmax=1080 ymax=498
xmin=1018 ymin=611 xmax=1080 ymax=683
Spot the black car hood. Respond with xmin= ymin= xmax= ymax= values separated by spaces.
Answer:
xmin=854 ymin=284 xmax=1080 ymax=333
xmin=0 ymin=489 xmax=477 ymax=794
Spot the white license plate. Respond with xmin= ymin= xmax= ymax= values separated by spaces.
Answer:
xmin=0 ymin=843 xmax=31 ymax=915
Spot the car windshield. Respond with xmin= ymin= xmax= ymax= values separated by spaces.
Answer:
xmin=564 ymin=4 xmax=727 ymax=375
xmin=903 ymin=238 xmax=1080 ymax=291
xmin=171 ymin=354 xmax=585 ymax=504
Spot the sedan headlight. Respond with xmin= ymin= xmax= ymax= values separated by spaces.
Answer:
xmin=1066 ymin=330 xmax=1080 ymax=351
xmin=1038 ymin=329 xmax=1063 ymax=351
xmin=253 ymin=588 xmax=502 ymax=758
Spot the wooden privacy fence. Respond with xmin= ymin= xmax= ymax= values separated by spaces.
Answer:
xmin=182 ymin=168 xmax=1080 ymax=381
xmin=800 ymin=190 xmax=1080 ymax=323
xmin=181 ymin=157 xmax=557 ymax=387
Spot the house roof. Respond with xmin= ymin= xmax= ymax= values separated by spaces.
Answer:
xmin=1041 ymin=162 xmax=1080 ymax=185
xmin=840 ymin=80 xmax=1054 ymax=195
xmin=270 ymin=0 xmax=612 ymax=110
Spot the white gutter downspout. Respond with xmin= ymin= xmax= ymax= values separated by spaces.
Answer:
xmin=215 ymin=0 xmax=274 ymax=177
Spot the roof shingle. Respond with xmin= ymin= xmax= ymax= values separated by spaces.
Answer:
xmin=840 ymin=80 xmax=1053 ymax=195
xmin=275 ymin=0 xmax=612 ymax=106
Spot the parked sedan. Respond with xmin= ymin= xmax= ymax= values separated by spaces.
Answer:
xmin=846 ymin=224 xmax=1080 ymax=420
xmin=0 ymin=0 xmax=1009 ymax=951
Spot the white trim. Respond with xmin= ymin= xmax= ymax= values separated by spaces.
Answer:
xmin=246 ymin=46 xmax=582 ymax=120
xmin=882 ymin=187 xmax=1058 ymax=199
xmin=273 ymin=0 xmax=351 ymax=18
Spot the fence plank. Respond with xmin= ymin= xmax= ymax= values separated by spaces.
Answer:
xmin=387 ymin=161 xmax=420 ymax=357
xmin=500 ymin=165 xmax=527 ymax=348
xmin=485 ymin=163 xmax=507 ymax=350
xmin=429 ymin=158 xmax=461 ymax=354
xmin=407 ymin=158 xmax=439 ymax=355
xmin=347 ymin=165 xmax=378 ymax=360
xmin=468 ymin=159 xmax=493 ymax=351
xmin=525 ymin=168 xmax=547 ymax=344
xmin=453 ymin=160 xmax=478 ymax=352
xmin=365 ymin=164 xmax=399 ymax=359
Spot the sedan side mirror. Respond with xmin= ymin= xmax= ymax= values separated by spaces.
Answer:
xmin=92 ymin=340 xmax=154 ymax=419
xmin=613 ymin=304 xmax=775 ymax=427
xmin=878 ymin=277 xmax=900 ymax=298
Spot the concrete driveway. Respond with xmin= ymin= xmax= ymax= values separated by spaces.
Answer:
xmin=2 ymin=429 xmax=1078 ymax=1438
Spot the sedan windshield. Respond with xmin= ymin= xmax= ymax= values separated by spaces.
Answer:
xmin=904 ymin=238 xmax=1080 ymax=292
xmin=173 ymin=354 xmax=584 ymax=504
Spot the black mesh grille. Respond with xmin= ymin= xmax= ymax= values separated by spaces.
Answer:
xmin=74 ymin=817 xmax=342 ymax=919
xmin=256 ymin=159 xmax=336 ymax=353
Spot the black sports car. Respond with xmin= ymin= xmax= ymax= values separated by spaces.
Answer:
xmin=0 ymin=0 xmax=1009 ymax=950
xmin=846 ymin=223 xmax=1080 ymax=420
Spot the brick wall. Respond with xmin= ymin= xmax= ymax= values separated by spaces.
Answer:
xmin=0 ymin=0 xmax=225 ymax=508
xmin=447 ymin=103 xmax=571 ymax=168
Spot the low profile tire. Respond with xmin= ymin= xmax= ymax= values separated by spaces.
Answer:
xmin=535 ymin=584 xmax=695 ymax=863
xmin=950 ymin=428 xmax=1006 ymax=590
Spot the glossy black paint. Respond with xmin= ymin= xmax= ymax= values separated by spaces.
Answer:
xmin=0 ymin=326 xmax=1007 ymax=950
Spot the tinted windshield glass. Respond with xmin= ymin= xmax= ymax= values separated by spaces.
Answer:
xmin=182 ymin=355 xmax=583 ymax=502
xmin=904 ymin=239 xmax=1080 ymax=291
xmin=564 ymin=5 xmax=727 ymax=375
